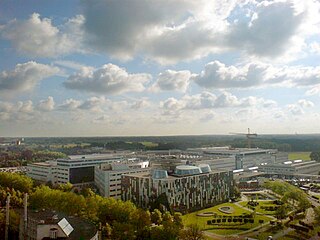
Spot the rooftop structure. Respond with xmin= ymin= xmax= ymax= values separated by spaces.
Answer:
xmin=18 ymin=209 xmax=98 ymax=240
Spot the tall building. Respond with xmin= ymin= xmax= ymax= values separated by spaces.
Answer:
xmin=94 ymin=160 xmax=150 ymax=199
xmin=122 ymin=164 xmax=234 ymax=212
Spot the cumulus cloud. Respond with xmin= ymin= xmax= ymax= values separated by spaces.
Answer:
xmin=37 ymin=96 xmax=55 ymax=111
xmin=78 ymin=97 xmax=107 ymax=112
xmin=1 ymin=13 xmax=84 ymax=57
xmin=79 ymin=0 xmax=320 ymax=63
xmin=82 ymin=0 xmax=222 ymax=61
xmin=225 ymin=1 xmax=304 ymax=58
xmin=286 ymin=99 xmax=314 ymax=116
xmin=0 ymin=61 xmax=59 ymax=94
xmin=131 ymin=99 xmax=150 ymax=110
xmin=58 ymin=99 xmax=82 ymax=111
xmin=306 ymin=85 xmax=320 ymax=96
xmin=193 ymin=60 xmax=320 ymax=89
xmin=297 ymin=99 xmax=314 ymax=108
xmin=151 ymin=70 xmax=192 ymax=92
xmin=64 ymin=64 xmax=152 ymax=95
xmin=0 ymin=100 xmax=36 ymax=121
xmin=160 ymin=91 xmax=276 ymax=114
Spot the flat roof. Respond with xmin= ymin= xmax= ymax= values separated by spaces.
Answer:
xmin=28 ymin=161 xmax=57 ymax=167
xmin=124 ymin=169 xmax=229 ymax=179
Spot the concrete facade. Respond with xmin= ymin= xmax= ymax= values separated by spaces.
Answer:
xmin=122 ymin=166 xmax=233 ymax=211
xmin=94 ymin=160 xmax=150 ymax=199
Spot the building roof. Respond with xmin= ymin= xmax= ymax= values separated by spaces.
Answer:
xmin=17 ymin=209 xmax=97 ymax=240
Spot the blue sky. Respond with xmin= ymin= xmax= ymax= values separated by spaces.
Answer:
xmin=0 ymin=0 xmax=320 ymax=137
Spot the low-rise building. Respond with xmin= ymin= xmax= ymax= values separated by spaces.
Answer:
xmin=122 ymin=164 xmax=233 ymax=212
xmin=259 ymin=160 xmax=320 ymax=175
xmin=18 ymin=209 xmax=98 ymax=240
xmin=27 ymin=161 xmax=57 ymax=183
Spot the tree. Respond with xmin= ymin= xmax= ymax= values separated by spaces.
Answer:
xmin=275 ymin=204 xmax=288 ymax=220
xmin=310 ymin=152 xmax=320 ymax=162
xmin=180 ymin=224 xmax=205 ymax=240
xmin=151 ymin=209 xmax=162 ymax=225
xmin=112 ymin=222 xmax=136 ymax=240
xmin=233 ymin=185 xmax=241 ymax=199
xmin=314 ymin=206 xmax=320 ymax=223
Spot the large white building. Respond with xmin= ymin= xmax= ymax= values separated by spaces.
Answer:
xmin=95 ymin=160 xmax=150 ymax=199
xmin=27 ymin=161 xmax=57 ymax=183
xmin=27 ymin=154 xmax=125 ymax=187
xmin=259 ymin=160 xmax=320 ymax=175
xmin=55 ymin=154 xmax=124 ymax=186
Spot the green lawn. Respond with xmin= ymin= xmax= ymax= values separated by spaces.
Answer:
xmin=182 ymin=202 xmax=273 ymax=235
xmin=140 ymin=141 xmax=159 ymax=147
xmin=239 ymin=200 xmax=278 ymax=215
xmin=288 ymin=152 xmax=311 ymax=161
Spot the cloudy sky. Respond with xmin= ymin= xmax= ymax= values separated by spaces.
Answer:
xmin=0 ymin=0 xmax=320 ymax=137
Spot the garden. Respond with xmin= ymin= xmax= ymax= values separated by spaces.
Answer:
xmin=182 ymin=202 xmax=273 ymax=235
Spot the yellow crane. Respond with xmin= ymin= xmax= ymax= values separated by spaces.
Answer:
xmin=230 ymin=128 xmax=258 ymax=148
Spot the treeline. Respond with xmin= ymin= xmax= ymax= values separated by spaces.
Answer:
xmin=0 ymin=172 xmax=203 ymax=240
xmin=264 ymin=180 xmax=311 ymax=212
xmin=25 ymin=134 xmax=320 ymax=152
xmin=0 ymin=149 xmax=67 ymax=167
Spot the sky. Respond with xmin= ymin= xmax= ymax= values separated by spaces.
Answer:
xmin=0 ymin=0 xmax=320 ymax=137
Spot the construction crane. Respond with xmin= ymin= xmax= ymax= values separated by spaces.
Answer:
xmin=230 ymin=128 xmax=258 ymax=149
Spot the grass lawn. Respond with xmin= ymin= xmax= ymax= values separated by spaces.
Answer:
xmin=239 ymin=200 xmax=278 ymax=215
xmin=182 ymin=202 xmax=273 ymax=235
xmin=140 ymin=141 xmax=159 ymax=147
xmin=288 ymin=152 xmax=311 ymax=161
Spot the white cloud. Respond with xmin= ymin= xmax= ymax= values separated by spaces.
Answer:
xmin=1 ymin=13 xmax=84 ymax=57
xmin=160 ymin=91 xmax=276 ymax=114
xmin=287 ymin=104 xmax=304 ymax=115
xmin=306 ymin=84 xmax=320 ymax=96
xmin=78 ymin=97 xmax=107 ymax=112
xmin=58 ymin=99 xmax=82 ymax=111
xmin=193 ymin=60 xmax=320 ymax=89
xmin=151 ymin=70 xmax=191 ymax=92
xmin=64 ymin=64 xmax=152 ymax=95
xmin=0 ymin=61 xmax=59 ymax=94
xmin=309 ymin=42 xmax=320 ymax=54
xmin=37 ymin=96 xmax=55 ymax=111
xmin=17 ymin=100 xmax=34 ymax=113
xmin=79 ymin=0 xmax=320 ymax=63
xmin=225 ymin=1 xmax=304 ymax=58
xmin=131 ymin=99 xmax=150 ymax=110
xmin=297 ymin=99 xmax=314 ymax=108
xmin=286 ymin=99 xmax=314 ymax=116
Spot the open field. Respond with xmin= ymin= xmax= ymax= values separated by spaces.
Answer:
xmin=139 ymin=141 xmax=159 ymax=147
xmin=182 ymin=202 xmax=273 ymax=236
xmin=288 ymin=152 xmax=311 ymax=161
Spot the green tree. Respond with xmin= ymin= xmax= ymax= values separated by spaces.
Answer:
xmin=112 ymin=222 xmax=136 ymax=240
xmin=310 ymin=152 xmax=320 ymax=162
xmin=151 ymin=209 xmax=162 ymax=225
xmin=0 ymin=172 xmax=33 ymax=193
xmin=314 ymin=206 xmax=320 ymax=223
xmin=275 ymin=204 xmax=288 ymax=220
xmin=180 ymin=224 xmax=205 ymax=240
